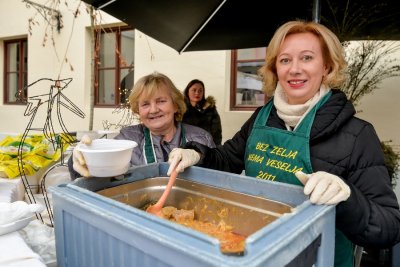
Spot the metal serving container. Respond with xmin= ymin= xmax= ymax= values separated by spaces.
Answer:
xmin=96 ymin=176 xmax=293 ymax=237
xmin=51 ymin=163 xmax=335 ymax=267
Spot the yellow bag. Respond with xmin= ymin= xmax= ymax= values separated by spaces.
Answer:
xmin=0 ymin=133 xmax=73 ymax=178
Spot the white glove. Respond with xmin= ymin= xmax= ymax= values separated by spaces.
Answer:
xmin=295 ymin=171 xmax=350 ymax=205
xmin=167 ymin=148 xmax=200 ymax=175
xmin=72 ymin=134 xmax=92 ymax=177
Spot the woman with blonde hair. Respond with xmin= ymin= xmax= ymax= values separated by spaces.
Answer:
xmin=69 ymin=72 xmax=215 ymax=179
xmin=168 ymin=21 xmax=400 ymax=267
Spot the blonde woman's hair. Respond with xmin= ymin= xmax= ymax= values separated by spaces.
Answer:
xmin=259 ymin=20 xmax=347 ymax=96
xmin=128 ymin=72 xmax=186 ymax=121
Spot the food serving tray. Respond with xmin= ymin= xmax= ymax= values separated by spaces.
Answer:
xmin=51 ymin=163 xmax=335 ymax=267
xmin=96 ymin=177 xmax=293 ymax=236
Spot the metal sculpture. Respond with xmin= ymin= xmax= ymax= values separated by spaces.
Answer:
xmin=17 ymin=78 xmax=85 ymax=226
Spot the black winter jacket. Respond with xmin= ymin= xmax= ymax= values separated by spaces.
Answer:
xmin=185 ymin=89 xmax=400 ymax=248
xmin=182 ymin=96 xmax=222 ymax=145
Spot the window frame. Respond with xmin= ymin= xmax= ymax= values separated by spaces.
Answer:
xmin=94 ymin=26 xmax=134 ymax=107
xmin=230 ymin=48 xmax=268 ymax=111
xmin=3 ymin=38 xmax=28 ymax=105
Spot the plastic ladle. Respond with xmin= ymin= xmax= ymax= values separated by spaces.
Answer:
xmin=146 ymin=169 xmax=178 ymax=217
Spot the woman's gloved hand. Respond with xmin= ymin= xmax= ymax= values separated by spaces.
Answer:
xmin=72 ymin=135 xmax=92 ymax=177
xmin=167 ymin=148 xmax=200 ymax=175
xmin=295 ymin=171 xmax=351 ymax=205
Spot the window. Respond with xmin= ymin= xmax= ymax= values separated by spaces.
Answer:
xmin=94 ymin=27 xmax=134 ymax=106
xmin=4 ymin=38 xmax=28 ymax=104
xmin=230 ymin=47 xmax=267 ymax=111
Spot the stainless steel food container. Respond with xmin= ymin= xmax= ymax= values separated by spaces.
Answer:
xmin=96 ymin=176 xmax=293 ymax=237
xmin=51 ymin=163 xmax=335 ymax=267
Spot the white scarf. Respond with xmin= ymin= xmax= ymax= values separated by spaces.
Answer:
xmin=273 ymin=83 xmax=330 ymax=130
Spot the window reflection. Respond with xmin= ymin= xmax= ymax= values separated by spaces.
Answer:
xmin=5 ymin=39 xmax=28 ymax=104
xmin=231 ymin=47 xmax=267 ymax=110
xmin=95 ymin=27 xmax=134 ymax=106
xmin=236 ymin=62 xmax=264 ymax=106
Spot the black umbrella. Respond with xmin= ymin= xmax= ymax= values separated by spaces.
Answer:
xmin=84 ymin=0 xmax=400 ymax=53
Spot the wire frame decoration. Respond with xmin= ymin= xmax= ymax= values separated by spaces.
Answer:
xmin=16 ymin=78 xmax=85 ymax=226
xmin=102 ymin=86 xmax=140 ymax=130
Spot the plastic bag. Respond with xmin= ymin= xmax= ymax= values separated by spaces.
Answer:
xmin=0 ymin=134 xmax=73 ymax=178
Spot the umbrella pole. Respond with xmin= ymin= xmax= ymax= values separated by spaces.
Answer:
xmin=312 ymin=0 xmax=321 ymax=23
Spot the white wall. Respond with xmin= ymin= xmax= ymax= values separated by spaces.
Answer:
xmin=355 ymin=77 xmax=400 ymax=146
xmin=0 ymin=0 xmax=33 ymax=132
xmin=0 ymin=0 xmax=120 ymax=133
xmin=0 ymin=0 xmax=89 ymax=133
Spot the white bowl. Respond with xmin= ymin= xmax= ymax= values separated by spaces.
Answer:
xmin=76 ymin=139 xmax=137 ymax=177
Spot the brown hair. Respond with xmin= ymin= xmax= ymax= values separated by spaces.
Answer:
xmin=259 ymin=20 xmax=347 ymax=96
xmin=183 ymin=79 xmax=206 ymax=107
xmin=128 ymin=72 xmax=186 ymax=121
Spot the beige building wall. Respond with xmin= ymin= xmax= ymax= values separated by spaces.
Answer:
xmin=356 ymin=78 xmax=400 ymax=147
xmin=0 ymin=0 xmax=254 ymax=142
xmin=0 ymin=0 xmax=399 ymax=154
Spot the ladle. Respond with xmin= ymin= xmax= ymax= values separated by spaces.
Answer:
xmin=146 ymin=169 xmax=178 ymax=217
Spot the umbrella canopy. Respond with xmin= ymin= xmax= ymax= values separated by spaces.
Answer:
xmin=84 ymin=0 xmax=400 ymax=53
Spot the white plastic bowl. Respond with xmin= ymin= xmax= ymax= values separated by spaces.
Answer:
xmin=76 ymin=139 xmax=137 ymax=177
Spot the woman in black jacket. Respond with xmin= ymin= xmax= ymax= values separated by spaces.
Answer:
xmin=168 ymin=21 xmax=400 ymax=267
xmin=182 ymin=79 xmax=222 ymax=145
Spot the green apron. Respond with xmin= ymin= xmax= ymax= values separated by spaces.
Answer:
xmin=143 ymin=125 xmax=186 ymax=164
xmin=245 ymin=92 xmax=354 ymax=267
